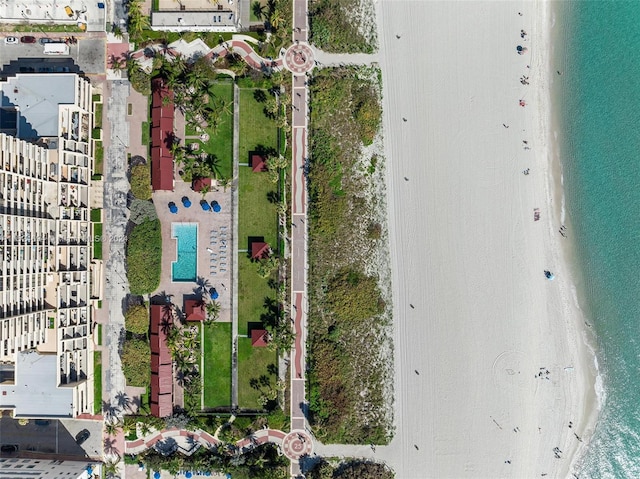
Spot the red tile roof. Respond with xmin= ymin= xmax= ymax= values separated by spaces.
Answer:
xmin=150 ymin=77 xmax=175 ymax=191
xmin=251 ymin=329 xmax=269 ymax=347
xmin=251 ymin=242 xmax=270 ymax=260
xmin=184 ymin=299 xmax=206 ymax=322
xmin=250 ymin=153 xmax=267 ymax=172
xmin=150 ymin=304 xmax=174 ymax=418
xmin=192 ymin=177 xmax=212 ymax=192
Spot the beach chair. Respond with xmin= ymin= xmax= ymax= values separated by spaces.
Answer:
xmin=220 ymin=268 xmax=226 ymax=273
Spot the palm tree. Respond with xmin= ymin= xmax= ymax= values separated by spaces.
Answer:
xmin=103 ymin=461 xmax=120 ymax=479
xmin=109 ymin=54 xmax=125 ymax=72
xmin=205 ymin=301 xmax=221 ymax=322
xmin=252 ymin=1 xmax=267 ymax=20
xmin=217 ymin=176 xmax=232 ymax=192
xmin=269 ymin=8 xmax=284 ymax=29
xmin=105 ymin=420 xmax=123 ymax=436
xmin=201 ymin=153 xmax=222 ymax=179
xmin=115 ymin=391 xmax=131 ymax=412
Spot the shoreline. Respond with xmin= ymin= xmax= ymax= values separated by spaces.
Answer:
xmin=376 ymin=0 xmax=600 ymax=476
xmin=546 ymin=1 xmax=602 ymax=473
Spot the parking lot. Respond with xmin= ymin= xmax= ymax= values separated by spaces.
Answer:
xmin=0 ymin=34 xmax=105 ymax=76
xmin=0 ymin=416 xmax=102 ymax=459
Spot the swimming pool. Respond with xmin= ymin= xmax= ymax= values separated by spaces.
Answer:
xmin=171 ymin=223 xmax=198 ymax=282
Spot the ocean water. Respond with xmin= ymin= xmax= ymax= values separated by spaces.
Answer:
xmin=558 ymin=1 xmax=640 ymax=477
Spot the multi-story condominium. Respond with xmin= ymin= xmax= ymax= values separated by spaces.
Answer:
xmin=0 ymin=73 xmax=99 ymax=418
xmin=0 ymin=458 xmax=101 ymax=478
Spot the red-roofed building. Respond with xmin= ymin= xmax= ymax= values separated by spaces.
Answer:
xmin=251 ymin=329 xmax=269 ymax=347
xmin=251 ymin=241 xmax=270 ymax=260
xmin=192 ymin=177 xmax=212 ymax=192
xmin=150 ymin=304 xmax=173 ymax=417
xmin=250 ymin=153 xmax=267 ymax=172
xmin=184 ymin=299 xmax=206 ymax=322
xmin=151 ymin=77 xmax=175 ymax=191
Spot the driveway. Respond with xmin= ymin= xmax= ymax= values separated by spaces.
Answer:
xmin=0 ymin=417 xmax=102 ymax=459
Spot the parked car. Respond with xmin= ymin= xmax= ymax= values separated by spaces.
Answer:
xmin=39 ymin=37 xmax=58 ymax=45
xmin=4 ymin=37 xmax=18 ymax=45
xmin=20 ymin=36 xmax=36 ymax=44
xmin=34 ymin=419 xmax=50 ymax=426
xmin=75 ymin=429 xmax=90 ymax=445
xmin=64 ymin=5 xmax=74 ymax=18
xmin=0 ymin=445 xmax=18 ymax=453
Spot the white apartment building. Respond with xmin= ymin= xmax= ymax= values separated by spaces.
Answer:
xmin=0 ymin=458 xmax=101 ymax=479
xmin=0 ymin=74 xmax=99 ymax=418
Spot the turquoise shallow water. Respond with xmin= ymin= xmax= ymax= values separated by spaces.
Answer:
xmin=559 ymin=1 xmax=640 ymax=477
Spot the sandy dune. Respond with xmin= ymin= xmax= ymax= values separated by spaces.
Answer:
xmin=375 ymin=1 xmax=598 ymax=477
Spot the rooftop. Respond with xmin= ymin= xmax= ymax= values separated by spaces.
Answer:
xmin=0 ymin=350 xmax=74 ymax=418
xmin=0 ymin=74 xmax=77 ymax=138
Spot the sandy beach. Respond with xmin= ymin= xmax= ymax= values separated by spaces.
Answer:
xmin=376 ymin=1 xmax=598 ymax=477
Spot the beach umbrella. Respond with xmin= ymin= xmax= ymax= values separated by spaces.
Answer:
xmin=185 ymin=472 xmax=193 ymax=478
xmin=200 ymin=200 xmax=211 ymax=211
xmin=211 ymin=201 xmax=221 ymax=213
xmin=182 ymin=196 xmax=192 ymax=208
xmin=168 ymin=202 xmax=178 ymax=214
xmin=154 ymin=473 xmax=161 ymax=479
xmin=517 ymin=45 xmax=523 ymax=52
xmin=211 ymin=288 xmax=219 ymax=300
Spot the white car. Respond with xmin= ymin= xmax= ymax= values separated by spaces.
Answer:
xmin=4 ymin=37 xmax=18 ymax=45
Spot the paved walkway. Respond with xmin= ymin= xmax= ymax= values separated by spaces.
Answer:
xmin=125 ymin=427 xmax=313 ymax=462
xmin=131 ymin=37 xmax=284 ymax=74
xmin=103 ymin=78 xmax=133 ymax=478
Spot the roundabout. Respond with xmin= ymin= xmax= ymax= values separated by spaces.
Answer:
xmin=282 ymin=430 xmax=314 ymax=461
xmin=283 ymin=43 xmax=315 ymax=75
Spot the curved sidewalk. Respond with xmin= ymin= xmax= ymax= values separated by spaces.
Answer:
xmin=125 ymin=427 xmax=312 ymax=462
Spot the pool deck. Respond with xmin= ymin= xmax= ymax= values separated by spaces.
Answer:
xmin=153 ymin=178 xmax=232 ymax=322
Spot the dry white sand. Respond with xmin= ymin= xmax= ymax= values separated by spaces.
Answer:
xmin=375 ymin=1 xmax=598 ymax=477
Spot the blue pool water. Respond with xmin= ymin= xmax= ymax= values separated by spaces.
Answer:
xmin=171 ymin=223 xmax=198 ymax=282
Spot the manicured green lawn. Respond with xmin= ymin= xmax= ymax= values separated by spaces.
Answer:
xmin=94 ymin=351 xmax=102 ymax=415
xmin=93 ymin=223 xmax=103 ymax=260
xmin=237 ymin=337 xmax=277 ymax=409
xmin=94 ymin=103 xmax=103 ymax=129
xmin=141 ymin=121 xmax=150 ymax=147
xmin=185 ymin=81 xmax=234 ymax=180
xmin=238 ymin=88 xmax=279 ymax=164
xmin=94 ymin=141 xmax=103 ymax=175
xmin=203 ymin=322 xmax=232 ymax=408
xmin=237 ymin=254 xmax=274 ymax=336
xmin=238 ymin=166 xmax=278 ymax=249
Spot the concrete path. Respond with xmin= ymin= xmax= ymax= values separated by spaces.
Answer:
xmin=231 ymin=83 xmax=240 ymax=410
xmin=311 ymin=48 xmax=379 ymax=67
xmin=103 ymin=78 xmax=133 ymax=477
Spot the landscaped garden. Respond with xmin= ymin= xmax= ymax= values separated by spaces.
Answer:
xmin=202 ymin=322 xmax=232 ymax=408
xmin=235 ymin=84 xmax=286 ymax=411
xmin=237 ymin=337 xmax=278 ymax=409
xmin=184 ymin=80 xmax=234 ymax=181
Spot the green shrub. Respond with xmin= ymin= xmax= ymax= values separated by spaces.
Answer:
xmin=122 ymin=339 xmax=151 ymax=387
xmin=125 ymin=304 xmax=149 ymax=335
xmin=126 ymin=219 xmax=161 ymax=295
xmin=130 ymin=199 xmax=158 ymax=225
xmin=130 ymin=164 xmax=152 ymax=200
xmin=326 ymin=270 xmax=381 ymax=320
